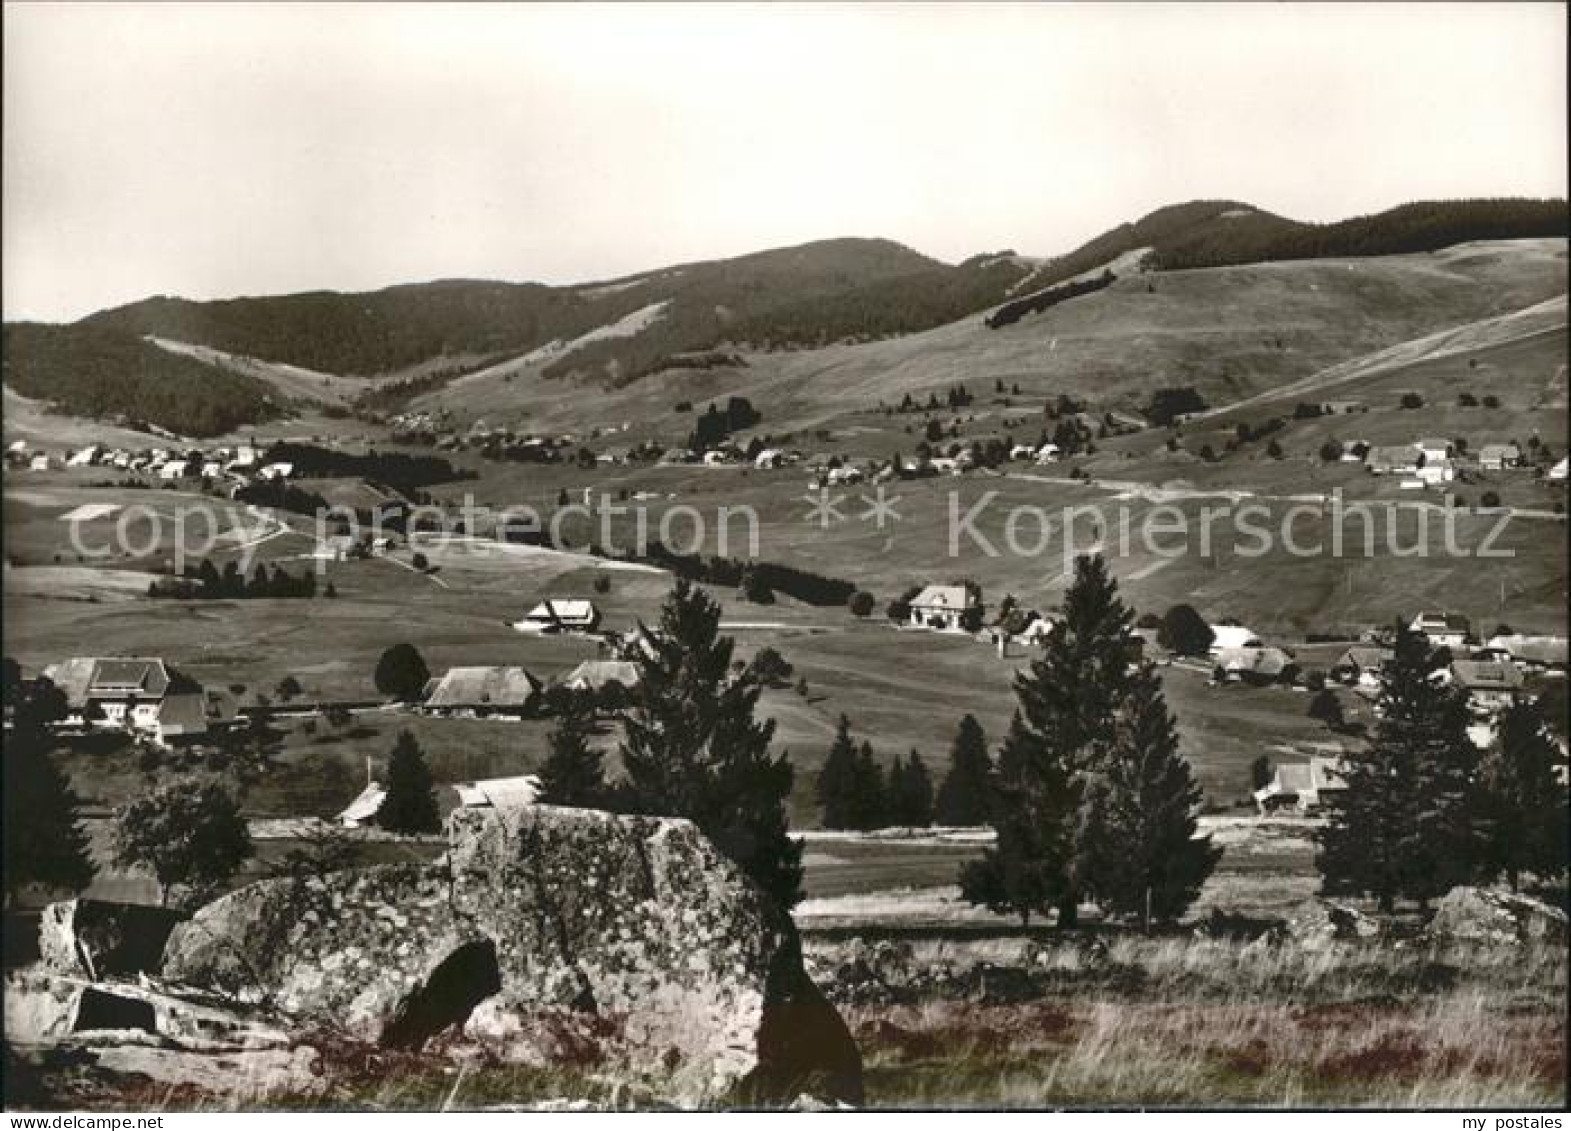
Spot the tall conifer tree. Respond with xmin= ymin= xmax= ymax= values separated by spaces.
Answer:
xmin=1075 ymin=665 xmax=1219 ymax=929
xmin=1318 ymin=624 xmax=1482 ymax=910
xmin=619 ymin=580 xmax=803 ymax=908
xmin=936 ymin=714 xmax=993 ymax=826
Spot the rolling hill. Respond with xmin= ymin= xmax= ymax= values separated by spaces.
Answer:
xmin=413 ymin=238 xmax=1568 ymax=446
xmin=4 ymin=198 xmax=1566 ymax=440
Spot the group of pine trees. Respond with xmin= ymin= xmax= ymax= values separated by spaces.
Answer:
xmin=150 ymin=558 xmax=319 ymax=600
xmin=958 ymin=555 xmax=1220 ymax=930
xmin=816 ymin=717 xmax=935 ymax=830
xmin=1318 ymin=623 xmax=1567 ymax=909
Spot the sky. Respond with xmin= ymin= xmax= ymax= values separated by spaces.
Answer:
xmin=3 ymin=2 xmax=1565 ymax=322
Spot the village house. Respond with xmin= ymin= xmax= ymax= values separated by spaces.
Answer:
xmin=159 ymin=460 xmax=189 ymax=481
xmin=1416 ymin=438 xmax=1452 ymax=465
xmin=825 ymin=465 xmax=864 ymax=486
xmin=452 ymin=774 xmax=542 ymax=810
xmin=257 ymin=462 xmax=295 ymax=481
xmin=1319 ymin=399 xmax=1366 ymax=415
xmin=1414 ymin=460 xmax=1455 ymax=487
xmin=337 ymin=781 xmax=388 ymax=829
xmin=559 ymin=659 xmax=641 ymax=700
xmin=1331 ymin=645 xmax=1393 ymax=690
xmin=421 ymin=665 xmax=541 ymax=719
xmin=1448 ymin=659 xmax=1525 ymax=713
xmin=1548 ymin=457 xmax=1568 ymax=482
xmin=1478 ymin=443 xmax=1522 ymax=471
xmin=1410 ymin=611 xmax=1470 ymax=649
xmin=1366 ymin=445 xmax=1420 ymax=476
xmin=1479 ymin=634 xmax=1569 ymax=676
xmin=1035 ymin=443 xmax=1062 ymax=464
xmin=753 ymin=448 xmax=786 ymax=469
xmin=1208 ymin=624 xmax=1263 ymax=656
xmin=908 ymin=585 xmax=981 ymax=632
xmin=28 ymin=453 xmax=52 ymax=471
xmin=1213 ymin=646 xmax=1296 ymax=685
xmin=1009 ymin=444 xmax=1038 ymax=461
xmin=1253 ymin=756 xmax=1349 ymax=815
xmin=512 ymin=599 xmax=601 ymax=634
xmin=66 ymin=445 xmax=101 ymax=467
xmin=40 ymin=656 xmax=228 ymax=746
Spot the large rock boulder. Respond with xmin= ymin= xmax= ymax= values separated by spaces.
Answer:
xmin=162 ymin=805 xmax=861 ymax=1106
xmin=38 ymin=899 xmax=185 ymax=981
xmin=1428 ymin=887 xmax=1568 ymax=945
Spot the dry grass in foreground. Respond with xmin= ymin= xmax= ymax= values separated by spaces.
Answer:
xmin=811 ymin=932 xmax=1567 ymax=1108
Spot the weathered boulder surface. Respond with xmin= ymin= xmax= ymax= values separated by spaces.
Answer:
xmin=1427 ymin=887 xmax=1568 ymax=945
xmin=162 ymin=805 xmax=861 ymax=1106
xmin=1284 ymin=899 xmax=1381 ymax=948
xmin=38 ymin=900 xmax=186 ymax=981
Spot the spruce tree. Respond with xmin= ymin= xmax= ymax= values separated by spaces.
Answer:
xmin=961 ymin=711 xmax=1077 ymax=925
xmin=935 ymin=714 xmax=992 ymax=825
xmin=3 ymin=672 xmax=95 ymax=901
xmin=1481 ymin=697 xmax=1569 ymax=890
xmin=618 ymin=580 xmax=803 ymax=908
xmin=888 ymin=750 xmax=935 ymax=827
xmin=1318 ymin=625 xmax=1482 ymax=911
xmin=1075 ymin=665 xmax=1219 ymax=929
xmin=851 ymin=740 xmax=888 ymax=831
xmin=963 ymin=553 xmax=1137 ymax=926
xmin=538 ymin=701 xmax=605 ymax=808
xmin=816 ymin=714 xmax=859 ymax=829
xmin=378 ymin=729 xmax=441 ymax=833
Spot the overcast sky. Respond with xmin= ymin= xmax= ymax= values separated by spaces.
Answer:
xmin=3 ymin=2 xmax=1565 ymax=322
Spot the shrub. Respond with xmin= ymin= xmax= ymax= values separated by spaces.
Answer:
xmin=1399 ymin=393 xmax=1424 ymax=410
xmin=848 ymin=590 xmax=876 ymax=617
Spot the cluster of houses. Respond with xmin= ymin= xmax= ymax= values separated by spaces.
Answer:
xmin=1360 ymin=437 xmax=1567 ymax=489
xmin=6 ymin=439 xmax=296 ymax=485
xmin=1329 ymin=612 xmax=1567 ymax=715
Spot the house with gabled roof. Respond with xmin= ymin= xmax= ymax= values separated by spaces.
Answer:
xmin=452 ymin=774 xmax=542 ymax=810
xmin=421 ymin=665 xmax=541 ymax=718
xmin=1480 ymin=634 xmax=1568 ymax=675
xmin=1213 ymin=646 xmax=1296 ymax=685
xmin=1253 ymin=756 xmax=1348 ymax=814
xmin=1331 ymin=646 xmax=1393 ymax=690
xmin=1478 ymin=443 xmax=1522 ymax=471
xmin=1366 ymin=445 xmax=1420 ymax=476
xmin=908 ymin=585 xmax=980 ymax=632
xmin=513 ymin=599 xmax=601 ymax=634
xmin=338 ymin=781 xmax=388 ymax=829
xmin=559 ymin=660 xmax=640 ymax=697
xmin=1449 ymin=659 xmax=1525 ymax=713
xmin=1410 ymin=611 xmax=1470 ymax=649
xmin=40 ymin=655 xmax=223 ymax=745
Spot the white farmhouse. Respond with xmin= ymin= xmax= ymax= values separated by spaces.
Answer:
xmin=908 ymin=585 xmax=980 ymax=632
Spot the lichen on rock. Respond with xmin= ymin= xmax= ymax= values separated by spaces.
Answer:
xmin=162 ymin=805 xmax=861 ymax=1106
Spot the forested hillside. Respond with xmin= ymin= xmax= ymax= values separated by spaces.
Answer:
xmin=1 ymin=323 xmax=284 ymax=437
xmin=1022 ymin=198 xmax=1568 ymax=293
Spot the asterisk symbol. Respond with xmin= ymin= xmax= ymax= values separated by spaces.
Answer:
xmin=858 ymin=485 xmax=903 ymax=529
xmin=801 ymin=488 xmax=847 ymax=528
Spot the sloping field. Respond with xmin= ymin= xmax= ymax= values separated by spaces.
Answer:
xmin=148 ymin=337 xmax=364 ymax=405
